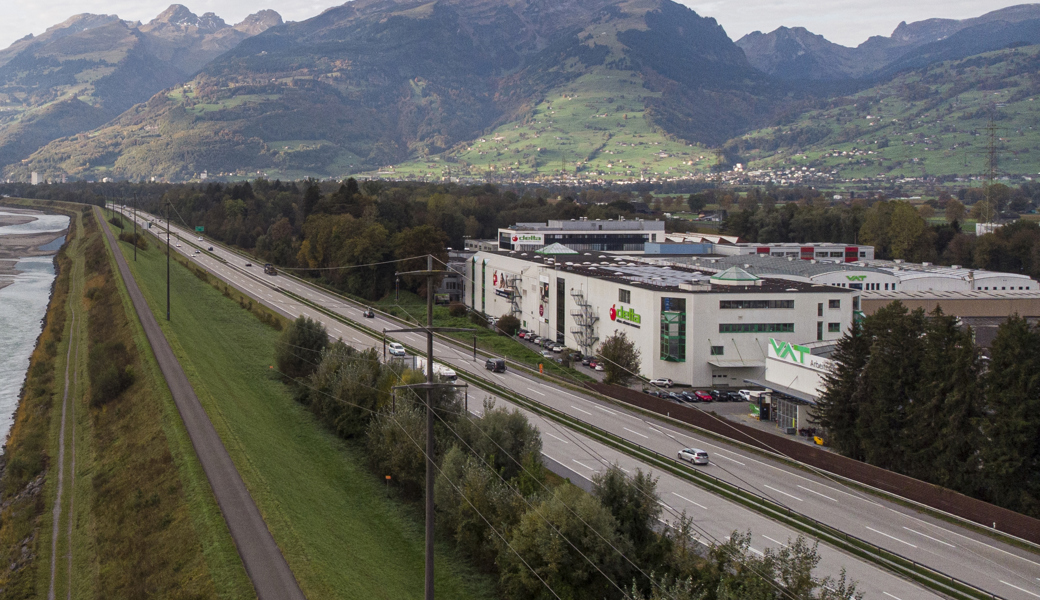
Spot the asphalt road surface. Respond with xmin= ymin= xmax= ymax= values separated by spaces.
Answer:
xmin=99 ymin=208 xmax=305 ymax=600
xmin=122 ymin=206 xmax=1040 ymax=600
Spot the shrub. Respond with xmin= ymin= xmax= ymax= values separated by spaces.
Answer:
xmin=108 ymin=216 xmax=124 ymax=229
xmin=275 ymin=316 xmax=329 ymax=380
xmin=495 ymin=314 xmax=520 ymax=336
xmin=448 ymin=302 xmax=468 ymax=318
xmin=88 ymin=341 xmax=135 ymax=406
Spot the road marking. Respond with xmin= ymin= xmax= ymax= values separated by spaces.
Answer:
xmin=526 ymin=387 xmax=546 ymax=396
xmin=623 ymin=427 xmax=649 ymax=439
xmin=902 ymin=527 xmax=955 ymax=548
xmin=866 ymin=526 xmax=917 ymax=548
xmin=647 ymin=426 xmax=663 ymax=434
xmin=572 ymin=460 xmax=594 ymax=470
xmin=544 ymin=432 xmax=570 ymax=444
xmin=764 ymin=485 xmax=803 ymax=502
xmin=671 ymin=492 xmax=707 ymax=510
xmin=748 ymin=547 xmax=763 ymax=556
xmin=762 ymin=535 xmax=786 ymax=547
xmin=1001 ymin=581 xmax=1040 ymax=599
xmin=557 ymin=389 xmax=581 ymax=399
xmin=882 ymin=593 xmax=903 ymax=600
xmin=570 ymin=405 xmax=592 ymax=416
xmin=797 ymin=485 xmax=838 ymax=502
xmin=592 ymin=404 xmax=618 ymax=415
xmin=713 ymin=453 xmax=746 ymax=466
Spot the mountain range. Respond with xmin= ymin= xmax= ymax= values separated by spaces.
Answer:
xmin=2 ymin=0 xmax=1038 ymax=183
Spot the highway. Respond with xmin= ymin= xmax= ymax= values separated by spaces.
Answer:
xmin=119 ymin=206 xmax=1040 ymax=600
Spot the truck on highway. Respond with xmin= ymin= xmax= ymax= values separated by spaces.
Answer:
xmin=263 ymin=263 xmax=277 ymax=275
xmin=414 ymin=357 xmax=457 ymax=382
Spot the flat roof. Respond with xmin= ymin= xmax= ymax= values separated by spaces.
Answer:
xmin=853 ymin=259 xmax=1035 ymax=281
xmin=506 ymin=219 xmax=665 ymax=232
xmin=862 ymin=289 xmax=1040 ymax=300
xmin=644 ymin=254 xmax=886 ymax=278
xmin=480 ymin=251 xmax=856 ymax=295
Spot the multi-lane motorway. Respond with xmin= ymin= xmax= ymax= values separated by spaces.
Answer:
xmin=118 ymin=206 xmax=1040 ymax=600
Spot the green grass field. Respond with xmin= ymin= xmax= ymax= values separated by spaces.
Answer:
xmin=112 ymin=232 xmax=494 ymax=600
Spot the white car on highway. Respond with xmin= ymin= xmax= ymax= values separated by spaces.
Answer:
xmin=388 ymin=342 xmax=406 ymax=357
xmin=678 ymin=448 xmax=709 ymax=465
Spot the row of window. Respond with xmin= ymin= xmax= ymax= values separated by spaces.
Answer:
xmin=719 ymin=299 xmax=794 ymax=309
xmin=719 ymin=323 xmax=794 ymax=333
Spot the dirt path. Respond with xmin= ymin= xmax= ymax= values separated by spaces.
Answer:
xmin=95 ymin=208 xmax=305 ymax=600
xmin=47 ymin=301 xmax=78 ymax=599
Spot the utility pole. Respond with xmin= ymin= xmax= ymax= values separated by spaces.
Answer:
xmin=166 ymin=201 xmax=171 ymax=321
xmin=388 ymin=255 xmax=473 ymax=600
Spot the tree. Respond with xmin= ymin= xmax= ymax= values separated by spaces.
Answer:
xmin=599 ymin=331 xmax=641 ymax=386
xmin=945 ymin=199 xmax=966 ymax=223
xmin=593 ymin=465 xmax=664 ymax=567
xmin=498 ymin=484 xmax=633 ymax=600
xmin=814 ymin=321 xmax=871 ymax=460
xmin=978 ymin=316 xmax=1040 ymax=515
xmin=275 ymin=316 xmax=328 ymax=380
xmin=496 ymin=314 xmax=521 ymax=336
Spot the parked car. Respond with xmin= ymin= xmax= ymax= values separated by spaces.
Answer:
xmin=679 ymin=391 xmax=697 ymax=403
xmin=693 ymin=390 xmax=713 ymax=402
xmin=649 ymin=378 xmax=673 ymax=388
xmin=646 ymin=390 xmax=661 ymax=397
xmin=531 ymin=336 xmax=542 ymax=344
xmin=541 ymin=350 xmax=553 ymax=358
xmin=594 ymin=364 xmax=604 ymax=371
xmin=552 ymin=345 xmax=564 ymax=353
xmin=485 ymin=358 xmax=506 ymax=373
xmin=666 ymin=392 xmax=685 ymax=402
xmin=678 ymin=448 xmax=710 ymax=465
xmin=388 ymin=342 xmax=406 ymax=357
xmin=738 ymin=389 xmax=754 ymax=402
xmin=581 ymin=357 xmax=592 ymax=366
xmin=517 ymin=331 xmax=527 ymax=339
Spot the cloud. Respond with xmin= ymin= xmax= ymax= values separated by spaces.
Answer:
xmin=0 ymin=0 xmax=1026 ymax=50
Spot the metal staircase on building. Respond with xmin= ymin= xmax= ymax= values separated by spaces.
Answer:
xmin=569 ymin=289 xmax=599 ymax=356
xmin=506 ymin=275 xmax=523 ymax=318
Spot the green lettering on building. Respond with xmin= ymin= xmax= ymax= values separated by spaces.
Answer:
xmin=768 ymin=338 xmax=809 ymax=364
xmin=845 ymin=275 xmax=867 ymax=281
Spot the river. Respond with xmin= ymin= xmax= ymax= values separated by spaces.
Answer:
xmin=0 ymin=209 xmax=70 ymax=444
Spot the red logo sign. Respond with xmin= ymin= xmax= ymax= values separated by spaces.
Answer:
xmin=493 ymin=271 xmax=498 ymax=286
xmin=512 ymin=235 xmax=519 ymax=242
xmin=609 ymin=304 xmax=617 ymax=321
xmin=539 ymin=305 xmax=544 ymax=316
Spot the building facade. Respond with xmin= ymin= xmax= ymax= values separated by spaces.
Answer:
xmin=466 ymin=251 xmax=858 ymax=388
xmin=497 ymin=218 xmax=666 ymax=252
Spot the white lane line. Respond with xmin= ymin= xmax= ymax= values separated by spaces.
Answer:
xmin=623 ymin=427 xmax=649 ymax=439
xmin=544 ymin=432 xmax=570 ymax=444
xmin=866 ymin=526 xmax=917 ymax=549
xmin=762 ymin=535 xmax=786 ymax=547
xmin=592 ymin=404 xmax=618 ymax=416
xmin=526 ymin=387 xmax=546 ymax=396
xmin=1001 ymin=581 xmax=1040 ymax=599
xmin=648 ymin=426 xmax=664 ymax=435
xmin=902 ymin=527 xmax=956 ymax=548
xmin=557 ymin=389 xmax=581 ymax=399
xmin=748 ymin=547 xmax=764 ymax=556
xmin=763 ymin=485 xmax=803 ymax=502
xmin=671 ymin=492 xmax=707 ymax=510
xmin=797 ymin=485 xmax=838 ymax=502
xmin=572 ymin=460 xmax=595 ymax=471
xmin=570 ymin=405 xmax=592 ymax=416
xmin=713 ymin=453 xmax=746 ymax=466
xmin=882 ymin=593 xmax=903 ymax=600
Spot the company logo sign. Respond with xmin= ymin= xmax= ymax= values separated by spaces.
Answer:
xmin=845 ymin=275 xmax=867 ymax=282
xmin=768 ymin=338 xmax=833 ymax=373
xmin=511 ymin=233 xmax=544 ymax=244
xmin=539 ymin=304 xmax=544 ymax=316
xmin=610 ymin=304 xmax=642 ymax=328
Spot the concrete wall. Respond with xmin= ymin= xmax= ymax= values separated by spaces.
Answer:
xmin=861 ymin=296 xmax=1040 ymax=318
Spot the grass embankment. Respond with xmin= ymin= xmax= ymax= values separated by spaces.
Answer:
xmin=1 ymin=203 xmax=245 ymax=599
xmin=114 ymin=225 xmax=494 ymax=599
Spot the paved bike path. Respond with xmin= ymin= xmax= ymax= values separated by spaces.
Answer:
xmin=97 ymin=208 xmax=305 ymax=600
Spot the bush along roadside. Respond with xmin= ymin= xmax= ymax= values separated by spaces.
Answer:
xmin=0 ymin=208 xmax=76 ymax=598
xmin=282 ymin=316 xmax=862 ymax=600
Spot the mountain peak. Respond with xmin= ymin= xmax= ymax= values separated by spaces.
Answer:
xmin=149 ymin=4 xmax=227 ymax=30
xmin=234 ymin=10 xmax=283 ymax=36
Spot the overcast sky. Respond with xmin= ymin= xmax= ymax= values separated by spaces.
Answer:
xmin=2 ymin=0 xmax=1027 ymax=50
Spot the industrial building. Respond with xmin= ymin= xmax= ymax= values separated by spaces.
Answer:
xmin=496 ymin=218 xmax=665 ymax=252
xmin=645 ymin=235 xmax=875 ymax=261
xmin=465 ymin=249 xmax=858 ymax=388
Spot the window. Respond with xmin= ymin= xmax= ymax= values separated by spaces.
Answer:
xmin=719 ymin=323 xmax=794 ymax=333
xmin=661 ymin=298 xmax=686 ymax=362
xmin=829 ymin=299 xmax=840 ymax=309
xmin=818 ymin=303 xmax=823 ymax=317
xmin=719 ymin=299 xmax=794 ymax=309
xmin=619 ymin=288 xmax=631 ymax=303
xmin=710 ymin=345 xmax=724 ymax=356
xmin=860 ymin=251 xmax=866 ymax=257
xmin=817 ymin=321 xmax=823 ymax=341
xmin=828 ymin=323 xmax=841 ymax=333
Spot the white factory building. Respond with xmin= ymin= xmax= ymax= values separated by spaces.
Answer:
xmin=497 ymin=218 xmax=666 ymax=252
xmin=466 ymin=249 xmax=858 ymax=388
xmin=645 ymin=235 xmax=875 ymax=261
xmin=647 ymin=254 xmax=1038 ymax=293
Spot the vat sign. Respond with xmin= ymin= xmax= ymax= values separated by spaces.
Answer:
xmin=845 ymin=275 xmax=867 ymax=282
xmin=768 ymin=338 xmax=833 ymax=372
xmin=609 ymin=304 xmax=642 ymax=327
xmin=511 ymin=233 xmax=544 ymax=244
